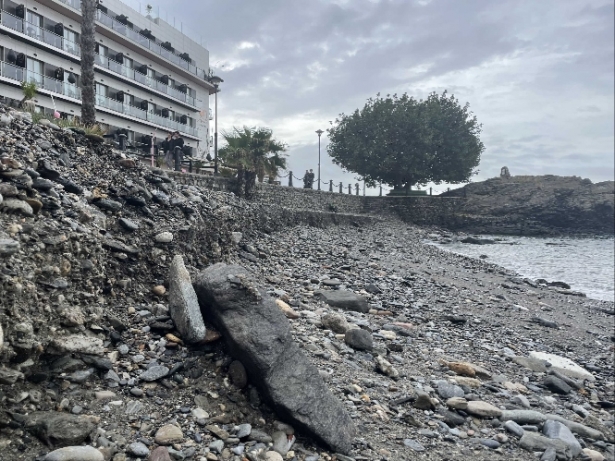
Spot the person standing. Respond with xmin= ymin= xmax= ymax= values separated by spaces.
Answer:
xmin=308 ymin=169 xmax=315 ymax=189
xmin=172 ymin=131 xmax=185 ymax=171
xmin=303 ymin=170 xmax=310 ymax=188
xmin=162 ymin=133 xmax=173 ymax=169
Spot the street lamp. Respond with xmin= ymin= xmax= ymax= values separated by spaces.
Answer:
xmin=315 ymin=129 xmax=324 ymax=190
xmin=210 ymin=75 xmax=224 ymax=175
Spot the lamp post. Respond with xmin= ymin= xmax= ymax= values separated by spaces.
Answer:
xmin=315 ymin=129 xmax=324 ymax=190
xmin=210 ymin=75 xmax=224 ymax=175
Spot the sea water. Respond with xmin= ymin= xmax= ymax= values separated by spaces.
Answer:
xmin=433 ymin=236 xmax=615 ymax=302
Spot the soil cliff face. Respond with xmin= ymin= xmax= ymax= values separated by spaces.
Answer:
xmin=441 ymin=175 xmax=615 ymax=235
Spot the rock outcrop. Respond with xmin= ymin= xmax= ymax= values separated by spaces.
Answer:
xmin=441 ymin=175 xmax=615 ymax=235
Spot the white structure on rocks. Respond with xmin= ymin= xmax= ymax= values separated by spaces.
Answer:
xmin=0 ymin=0 xmax=218 ymax=157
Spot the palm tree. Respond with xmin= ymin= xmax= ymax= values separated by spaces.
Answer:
xmin=219 ymin=126 xmax=287 ymax=196
xmin=80 ymin=0 xmax=97 ymax=126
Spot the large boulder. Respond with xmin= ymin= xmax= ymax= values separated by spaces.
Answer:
xmin=25 ymin=412 xmax=97 ymax=447
xmin=315 ymin=290 xmax=369 ymax=313
xmin=194 ymin=264 xmax=356 ymax=454
xmin=168 ymin=255 xmax=206 ymax=343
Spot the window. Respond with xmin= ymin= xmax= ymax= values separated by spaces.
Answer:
xmin=64 ymin=29 xmax=77 ymax=44
xmin=26 ymin=11 xmax=42 ymax=27
xmin=26 ymin=57 xmax=44 ymax=85
xmin=124 ymin=57 xmax=133 ymax=69
xmin=96 ymin=83 xmax=108 ymax=97
xmin=25 ymin=11 xmax=43 ymax=40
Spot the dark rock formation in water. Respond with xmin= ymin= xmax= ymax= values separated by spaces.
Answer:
xmin=441 ymin=175 xmax=614 ymax=235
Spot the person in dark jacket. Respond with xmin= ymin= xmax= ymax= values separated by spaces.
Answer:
xmin=162 ymin=133 xmax=173 ymax=169
xmin=171 ymin=131 xmax=185 ymax=171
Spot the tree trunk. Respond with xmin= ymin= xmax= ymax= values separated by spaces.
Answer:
xmin=245 ymin=171 xmax=257 ymax=198
xmin=80 ymin=0 xmax=97 ymax=126
xmin=235 ymin=165 xmax=246 ymax=197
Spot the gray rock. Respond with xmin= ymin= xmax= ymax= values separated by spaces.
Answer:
xmin=1 ymin=197 xmax=34 ymax=216
xmin=436 ymin=381 xmax=465 ymax=399
xmin=44 ymin=446 xmax=103 ymax=461
xmin=25 ymin=412 xmax=97 ymax=447
xmin=543 ymin=420 xmax=582 ymax=457
xmin=544 ymin=376 xmax=572 ymax=394
xmin=94 ymin=199 xmax=122 ymax=212
xmin=139 ymin=366 xmax=169 ymax=382
xmin=519 ymin=432 xmax=571 ymax=457
xmin=500 ymin=409 xmax=604 ymax=440
xmin=512 ymin=356 xmax=549 ymax=373
xmin=0 ymin=367 xmax=24 ymax=384
xmin=236 ymin=424 xmax=251 ymax=439
xmin=0 ymin=238 xmax=20 ymax=257
xmin=127 ymin=442 xmax=150 ymax=458
xmin=194 ymin=264 xmax=356 ymax=454
xmin=540 ymin=447 xmax=557 ymax=461
xmin=321 ymin=313 xmax=350 ymax=333
xmin=168 ymin=255 xmax=206 ymax=343
xmin=228 ymin=360 xmax=248 ymax=388
xmin=48 ymin=335 xmax=104 ymax=355
xmin=119 ymin=218 xmax=139 ymax=231
xmin=403 ymin=439 xmax=425 ymax=451
xmin=344 ymin=329 xmax=373 ymax=350
xmin=315 ymin=290 xmax=369 ymax=313
xmin=504 ymin=420 xmax=525 ymax=437
xmin=209 ymin=440 xmax=224 ymax=453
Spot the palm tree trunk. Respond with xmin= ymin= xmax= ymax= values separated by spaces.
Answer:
xmin=80 ymin=0 xmax=97 ymax=126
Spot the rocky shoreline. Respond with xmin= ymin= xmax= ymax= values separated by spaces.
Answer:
xmin=0 ymin=106 xmax=614 ymax=461
xmin=440 ymin=175 xmax=615 ymax=237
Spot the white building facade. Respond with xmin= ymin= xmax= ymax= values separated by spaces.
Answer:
xmin=0 ymin=0 xmax=217 ymax=157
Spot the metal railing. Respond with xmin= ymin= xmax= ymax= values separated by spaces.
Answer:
xmin=95 ymin=93 xmax=198 ymax=137
xmin=0 ymin=60 xmax=81 ymax=99
xmin=0 ymin=10 xmax=196 ymax=107
xmin=0 ymin=58 xmax=196 ymax=137
xmin=1 ymin=10 xmax=82 ymax=57
xmin=94 ymin=9 xmax=209 ymax=82
xmin=94 ymin=53 xmax=196 ymax=106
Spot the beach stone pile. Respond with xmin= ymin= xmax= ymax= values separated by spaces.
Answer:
xmin=0 ymin=103 xmax=613 ymax=461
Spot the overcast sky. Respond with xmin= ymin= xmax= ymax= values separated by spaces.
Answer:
xmin=126 ymin=0 xmax=614 ymax=194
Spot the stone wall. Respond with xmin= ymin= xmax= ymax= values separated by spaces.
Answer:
xmin=163 ymin=171 xmax=463 ymax=226
xmin=363 ymin=196 xmax=464 ymax=226
xmin=166 ymin=171 xmax=233 ymax=192
xmin=253 ymin=183 xmax=366 ymax=215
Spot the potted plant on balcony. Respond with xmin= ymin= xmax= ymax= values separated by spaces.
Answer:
xmin=140 ymin=29 xmax=155 ymax=41
xmin=115 ymin=14 xmax=129 ymax=25
xmin=161 ymin=41 xmax=174 ymax=52
xmin=19 ymin=81 xmax=37 ymax=109
xmin=179 ymin=52 xmax=191 ymax=63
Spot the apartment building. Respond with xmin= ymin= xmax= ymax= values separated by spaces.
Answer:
xmin=0 ymin=0 xmax=218 ymax=157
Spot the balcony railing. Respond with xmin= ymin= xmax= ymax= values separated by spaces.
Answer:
xmin=94 ymin=10 xmax=208 ymax=80
xmin=0 ymin=10 xmax=81 ymax=57
xmin=0 ymin=58 xmax=196 ymax=137
xmin=0 ymin=10 xmax=196 ymax=107
xmin=94 ymin=53 xmax=196 ymax=106
xmin=1 ymin=60 xmax=81 ymax=99
xmin=95 ymin=93 xmax=198 ymax=137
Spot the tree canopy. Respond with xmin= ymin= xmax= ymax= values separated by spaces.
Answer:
xmin=326 ymin=91 xmax=484 ymax=190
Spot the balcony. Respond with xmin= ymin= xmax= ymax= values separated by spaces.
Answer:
xmin=0 ymin=58 xmax=196 ymax=137
xmin=94 ymin=53 xmax=197 ymax=107
xmin=95 ymin=93 xmax=198 ymax=137
xmin=0 ymin=9 xmax=81 ymax=57
xmin=94 ymin=9 xmax=210 ymax=82
xmin=1 ymin=60 xmax=81 ymax=100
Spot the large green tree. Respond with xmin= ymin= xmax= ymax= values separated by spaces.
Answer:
xmin=327 ymin=91 xmax=484 ymax=192
xmin=219 ymin=126 xmax=287 ymax=196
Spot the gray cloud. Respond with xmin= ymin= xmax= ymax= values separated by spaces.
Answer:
xmin=127 ymin=0 xmax=614 ymax=193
